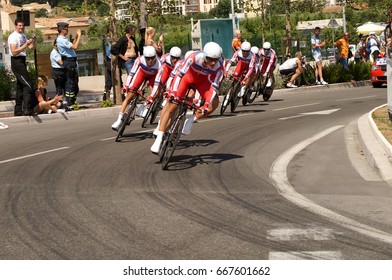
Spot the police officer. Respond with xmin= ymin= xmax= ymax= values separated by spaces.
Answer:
xmin=50 ymin=39 xmax=66 ymax=101
xmin=56 ymin=22 xmax=81 ymax=108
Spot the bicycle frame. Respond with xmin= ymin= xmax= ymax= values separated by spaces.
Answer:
xmin=159 ymin=91 xmax=201 ymax=170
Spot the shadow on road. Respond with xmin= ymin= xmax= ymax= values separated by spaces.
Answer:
xmin=116 ymin=131 xmax=153 ymax=142
xmin=163 ymin=153 xmax=243 ymax=171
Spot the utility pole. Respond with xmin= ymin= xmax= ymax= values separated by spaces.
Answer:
xmin=230 ymin=0 xmax=236 ymax=35
xmin=342 ymin=0 xmax=347 ymax=32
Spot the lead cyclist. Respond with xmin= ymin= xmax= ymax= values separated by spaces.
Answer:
xmin=150 ymin=42 xmax=225 ymax=154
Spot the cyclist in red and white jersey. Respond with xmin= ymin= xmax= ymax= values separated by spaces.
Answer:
xmin=146 ymin=46 xmax=182 ymax=104
xmin=225 ymin=41 xmax=256 ymax=97
xmin=150 ymin=42 xmax=224 ymax=154
xmin=111 ymin=46 xmax=162 ymax=130
xmin=258 ymin=42 xmax=277 ymax=87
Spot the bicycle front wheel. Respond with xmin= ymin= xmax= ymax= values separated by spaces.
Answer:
xmin=150 ymin=94 xmax=163 ymax=125
xmin=115 ymin=98 xmax=137 ymax=142
xmin=161 ymin=114 xmax=186 ymax=170
xmin=230 ymin=82 xmax=241 ymax=113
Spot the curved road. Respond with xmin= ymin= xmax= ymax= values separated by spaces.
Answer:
xmin=1 ymin=85 xmax=391 ymax=259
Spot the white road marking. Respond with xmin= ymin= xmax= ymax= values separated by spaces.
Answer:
xmin=270 ymin=125 xmax=392 ymax=245
xmin=269 ymin=251 xmax=343 ymax=260
xmin=336 ymin=95 xmax=377 ymax=102
xmin=267 ymin=227 xmax=335 ymax=241
xmin=0 ymin=147 xmax=70 ymax=164
xmin=278 ymin=108 xmax=341 ymax=120
xmin=273 ymin=102 xmax=321 ymax=111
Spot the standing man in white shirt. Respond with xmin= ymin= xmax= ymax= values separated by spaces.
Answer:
xmin=8 ymin=18 xmax=36 ymax=116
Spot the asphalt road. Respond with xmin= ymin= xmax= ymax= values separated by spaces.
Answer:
xmin=1 ymin=85 xmax=391 ymax=260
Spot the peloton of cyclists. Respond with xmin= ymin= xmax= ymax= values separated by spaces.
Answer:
xmin=150 ymin=42 xmax=225 ymax=154
xmin=111 ymin=46 xmax=162 ymax=131
xmin=224 ymin=41 xmax=256 ymax=99
xmin=258 ymin=42 xmax=277 ymax=87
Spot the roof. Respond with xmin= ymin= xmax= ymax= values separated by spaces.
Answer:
xmin=35 ymin=17 xmax=90 ymax=30
xmin=322 ymin=5 xmax=342 ymax=13
xmin=297 ymin=18 xmax=344 ymax=30
xmin=0 ymin=3 xmax=37 ymax=14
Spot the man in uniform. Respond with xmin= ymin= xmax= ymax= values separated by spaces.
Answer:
xmin=56 ymin=22 xmax=81 ymax=109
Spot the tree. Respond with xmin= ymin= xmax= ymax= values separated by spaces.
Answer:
xmin=284 ymin=0 xmax=291 ymax=56
xmin=210 ymin=0 xmax=239 ymax=18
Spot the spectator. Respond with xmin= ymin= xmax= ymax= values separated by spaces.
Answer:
xmin=368 ymin=31 xmax=381 ymax=63
xmin=8 ymin=18 xmax=36 ymax=116
xmin=232 ymin=29 xmax=243 ymax=53
xmin=56 ymin=22 xmax=81 ymax=109
xmin=50 ymin=39 xmax=66 ymax=102
xmin=311 ymin=27 xmax=328 ymax=85
xmin=139 ymin=27 xmax=146 ymax=56
xmin=145 ymin=27 xmax=163 ymax=57
xmin=279 ymin=51 xmax=303 ymax=88
xmin=334 ymin=32 xmax=350 ymax=71
xmin=355 ymin=34 xmax=368 ymax=63
xmin=111 ymin=25 xmax=138 ymax=78
xmin=32 ymin=75 xmax=62 ymax=114
xmin=103 ymin=36 xmax=112 ymax=101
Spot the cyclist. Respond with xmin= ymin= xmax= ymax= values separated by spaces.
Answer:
xmin=249 ymin=46 xmax=260 ymax=90
xmin=258 ymin=42 xmax=277 ymax=87
xmin=111 ymin=46 xmax=162 ymax=130
xmin=224 ymin=41 xmax=256 ymax=99
xmin=278 ymin=51 xmax=303 ymax=88
xmin=146 ymin=46 xmax=182 ymax=105
xmin=150 ymin=42 xmax=224 ymax=154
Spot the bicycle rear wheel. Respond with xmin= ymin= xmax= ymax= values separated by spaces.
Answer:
xmin=115 ymin=98 xmax=137 ymax=142
xmin=242 ymin=87 xmax=250 ymax=106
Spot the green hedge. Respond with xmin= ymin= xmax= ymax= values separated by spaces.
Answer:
xmin=0 ymin=67 xmax=16 ymax=101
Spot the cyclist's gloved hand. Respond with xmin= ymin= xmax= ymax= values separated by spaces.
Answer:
xmin=201 ymin=103 xmax=209 ymax=115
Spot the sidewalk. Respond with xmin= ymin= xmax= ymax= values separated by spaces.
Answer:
xmin=1 ymin=80 xmax=391 ymax=186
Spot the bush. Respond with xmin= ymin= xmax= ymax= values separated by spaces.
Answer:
xmin=0 ymin=66 xmax=16 ymax=101
xmin=100 ymin=100 xmax=115 ymax=107
xmin=349 ymin=61 xmax=371 ymax=81
xmin=322 ymin=63 xmax=353 ymax=83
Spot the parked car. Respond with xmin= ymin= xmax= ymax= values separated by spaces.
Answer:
xmin=371 ymin=55 xmax=387 ymax=88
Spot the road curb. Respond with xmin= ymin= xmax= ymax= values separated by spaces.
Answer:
xmin=0 ymin=106 xmax=120 ymax=127
xmin=357 ymin=108 xmax=392 ymax=182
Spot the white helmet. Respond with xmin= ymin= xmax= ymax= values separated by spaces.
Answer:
xmin=203 ymin=42 xmax=222 ymax=59
xmin=241 ymin=41 xmax=251 ymax=51
xmin=263 ymin=42 xmax=271 ymax=50
xmin=184 ymin=50 xmax=194 ymax=60
xmin=144 ymin=46 xmax=156 ymax=58
xmin=251 ymin=46 xmax=259 ymax=55
xmin=170 ymin=46 xmax=182 ymax=58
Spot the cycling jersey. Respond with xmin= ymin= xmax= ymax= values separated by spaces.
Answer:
xmin=169 ymin=51 xmax=224 ymax=112
xmin=125 ymin=56 xmax=162 ymax=92
xmin=258 ymin=48 xmax=277 ymax=74
xmin=225 ymin=49 xmax=255 ymax=80
xmin=150 ymin=54 xmax=178 ymax=97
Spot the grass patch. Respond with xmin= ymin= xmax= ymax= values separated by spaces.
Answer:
xmin=372 ymin=106 xmax=392 ymax=145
